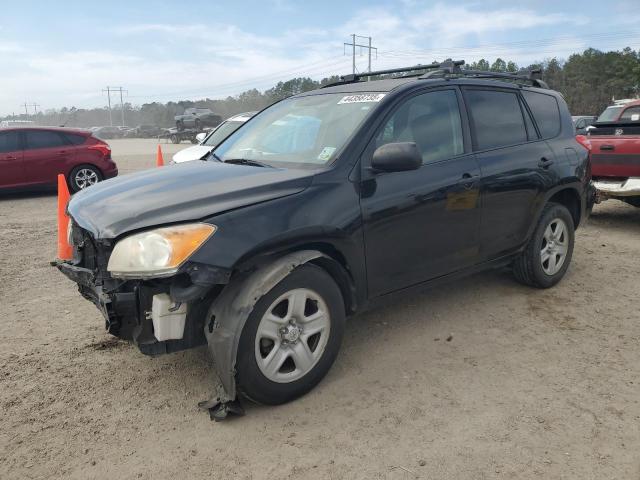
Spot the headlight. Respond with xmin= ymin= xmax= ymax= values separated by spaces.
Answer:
xmin=107 ymin=223 xmax=216 ymax=278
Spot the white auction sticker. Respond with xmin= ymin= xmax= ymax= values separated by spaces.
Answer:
xmin=338 ymin=93 xmax=386 ymax=104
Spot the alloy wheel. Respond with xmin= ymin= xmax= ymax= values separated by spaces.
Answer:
xmin=74 ymin=168 xmax=99 ymax=190
xmin=540 ymin=218 xmax=568 ymax=275
xmin=254 ymin=288 xmax=331 ymax=383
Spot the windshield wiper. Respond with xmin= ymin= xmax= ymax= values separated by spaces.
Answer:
xmin=222 ymin=158 xmax=272 ymax=168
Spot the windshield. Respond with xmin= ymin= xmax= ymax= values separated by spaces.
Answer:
xmin=597 ymin=106 xmax=623 ymax=122
xmin=214 ymin=93 xmax=383 ymax=168
xmin=203 ymin=120 xmax=245 ymax=147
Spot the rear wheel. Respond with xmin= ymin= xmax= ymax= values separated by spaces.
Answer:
xmin=68 ymin=165 xmax=102 ymax=193
xmin=170 ymin=134 xmax=180 ymax=144
xmin=513 ymin=202 xmax=575 ymax=288
xmin=235 ymin=264 xmax=345 ymax=405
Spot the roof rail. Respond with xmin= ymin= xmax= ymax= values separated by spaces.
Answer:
xmin=444 ymin=68 xmax=550 ymax=89
xmin=321 ymin=60 xmax=465 ymax=88
xmin=322 ymin=59 xmax=549 ymax=89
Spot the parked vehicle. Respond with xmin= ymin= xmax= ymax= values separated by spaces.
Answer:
xmin=175 ymin=108 xmax=222 ymax=131
xmin=172 ymin=112 xmax=256 ymax=164
xmin=124 ymin=124 xmax=164 ymax=138
xmin=92 ymin=126 xmax=123 ymax=140
xmin=582 ymin=121 xmax=640 ymax=207
xmin=0 ymin=127 xmax=117 ymax=192
xmin=55 ymin=61 xmax=592 ymax=419
xmin=572 ymin=115 xmax=596 ymax=134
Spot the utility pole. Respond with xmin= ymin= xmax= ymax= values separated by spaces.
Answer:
xmin=102 ymin=86 xmax=127 ymax=126
xmin=103 ymin=87 xmax=113 ymax=126
xmin=344 ymin=34 xmax=377 ymax=74
xmin=22 ymin=102 xmax=39 ymax=117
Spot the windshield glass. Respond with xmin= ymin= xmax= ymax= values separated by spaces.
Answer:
xmin=597 ymin=106 xmax=623 ymax=122
xmin=214 ymin=93 xmax=383 ymax=168
xmin=203 ymin=121 xmax=245 ymax=147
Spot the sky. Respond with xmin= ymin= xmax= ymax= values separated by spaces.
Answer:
xmin=1 ymin=0 xmax=639 ymax=116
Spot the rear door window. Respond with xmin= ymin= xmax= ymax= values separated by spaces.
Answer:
xmin=522 ymin=90 xmax=561 ymax=138
xmin=25 ymin=130 xmax=67 ymax=150
xmin=0 ymin=131 xmax=20 ymax=153
xmin=464 ymin=89 xmax=528 ymax=150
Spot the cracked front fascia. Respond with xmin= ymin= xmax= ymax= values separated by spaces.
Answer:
xmin=205 ymin=250 xmax=327 ymax=401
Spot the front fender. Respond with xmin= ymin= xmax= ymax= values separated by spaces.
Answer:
xmin=205 ymin=250 xmax=328 ymax=401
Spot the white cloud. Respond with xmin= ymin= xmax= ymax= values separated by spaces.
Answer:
xmin=1 ymin=3 xmax=637 ymax=115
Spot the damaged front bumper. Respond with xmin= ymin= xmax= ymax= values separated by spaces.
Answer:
xmin=54 ymin=259 xmax=217 ymax=355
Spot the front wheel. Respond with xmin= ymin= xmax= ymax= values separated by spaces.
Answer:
xmin=235 ymin=264 xmax=345 ymax=405
xmin=513 ymin=203 xmax=575 ymax=288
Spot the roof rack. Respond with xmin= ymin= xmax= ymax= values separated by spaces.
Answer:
xmin=322 ymin=59 xmax=549 ymax=89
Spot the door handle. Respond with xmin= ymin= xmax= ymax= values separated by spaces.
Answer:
xmin=457 ymin=173 xmax=479 ymax=189
xmin=600 ymin=144 xmax=615 ymax=151
xmin=538 ymin=157 xmax=554 ymax=169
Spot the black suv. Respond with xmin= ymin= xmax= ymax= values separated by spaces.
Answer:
xmin=56 ymin=61 xmax=593 ymax=418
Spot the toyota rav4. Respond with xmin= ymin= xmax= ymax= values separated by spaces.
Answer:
xmin=55 ymin=61 xmax=593 ymax=419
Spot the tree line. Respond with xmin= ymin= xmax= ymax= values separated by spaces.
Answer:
xmin=3 ymin=47 xmax=638 ymax=128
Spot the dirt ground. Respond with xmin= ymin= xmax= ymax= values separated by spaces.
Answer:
xmin=1 ymin=138 xmax=639 ymax=480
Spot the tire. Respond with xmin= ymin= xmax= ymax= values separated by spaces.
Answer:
xmin=170 ymin=134 xmax=179 ymax=144
xmin=235 ymin=264 xmax=345 ymax=405
xmin=68 ymin=165 xmax=103 ymax=193
xmin=513 ymin=202 xmax=575 ymax=288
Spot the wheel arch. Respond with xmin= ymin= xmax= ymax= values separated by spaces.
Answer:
xmin=546 ymin=186 xmax=582 ymax=230
xmin=205 ymin=249 xmax=346 ymax=402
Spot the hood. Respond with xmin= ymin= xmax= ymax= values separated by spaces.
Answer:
xmin=172 ymin=145 xmax=213 ymax=163
xmin=68 ymin=161 xmax=314 ymax=238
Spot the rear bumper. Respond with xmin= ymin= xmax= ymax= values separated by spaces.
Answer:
xmin=594 ymin=177 xmax=640 ymax=198
xmin=103 ymin=165 xmax=118 ymax=179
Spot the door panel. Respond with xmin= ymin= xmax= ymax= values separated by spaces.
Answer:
xmin=362 ymin=156 xmax=481 ymax=296
xmin=361 ymin=88 xmax=481 ymax=297
xmin=23 ymin=130 xmax=76 ymax=186
xmin=0 ymin=131 xmax=24 ymax=188
xmin=463 ymin=87 xmax=556 ymax=259
xmin=476 ymin=142 xmax=555 ymax=258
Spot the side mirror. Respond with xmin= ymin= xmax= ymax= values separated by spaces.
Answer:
xmin=195 ymin=132 xmax=207 ymax=143
xmin=371 ymin=142 xmax=422 ymax=172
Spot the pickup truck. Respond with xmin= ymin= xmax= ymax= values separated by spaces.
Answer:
xmin=586 ymin=99 xmax=640 ymax=207
xmin=174 ymin=108 xmax=222 ymax=131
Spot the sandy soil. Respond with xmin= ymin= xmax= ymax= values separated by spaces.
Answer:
xmin=1 ymin=139 xmax=639 ymax=479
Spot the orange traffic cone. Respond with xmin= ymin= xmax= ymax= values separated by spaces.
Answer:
xmin=156 ymin=144 xmax=164 ymax=167
xmin=57 ymin=174 xmax=73 ymax=260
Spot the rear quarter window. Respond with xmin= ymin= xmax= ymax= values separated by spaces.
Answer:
xmin=522 ymin=91 xmax=561 ymax=139
xmin=64 ymin=133 xmax=87 ymax=145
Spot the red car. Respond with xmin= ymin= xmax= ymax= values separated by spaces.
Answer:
xmin=0 ymin=127 xmax=118 ymax=193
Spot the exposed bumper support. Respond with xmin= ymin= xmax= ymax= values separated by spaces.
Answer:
xmin=594 ymin=177 xmax=640 ymax=199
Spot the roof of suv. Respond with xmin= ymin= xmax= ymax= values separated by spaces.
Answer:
xmin=300 ymin=61 xmax=554 ymax=98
